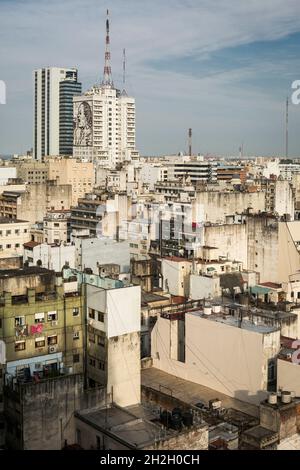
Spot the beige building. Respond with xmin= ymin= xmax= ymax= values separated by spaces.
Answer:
xmin=0 ymin=218 xmax=30 ymax=258
xmin=151 ymin=308 xmax=281 ymax=405
xmin=43 ymin=210 xmax=70 ymax=244
xmin=0 ymin=181 xmax=72 ymax=224
xmin=16 ymin=161 xmax=49 ymax=184
xmin=47 ymin=157 xmax=94 ymax=205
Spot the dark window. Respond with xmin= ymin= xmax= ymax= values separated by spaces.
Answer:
xmin=73 ymin=307 xmax=79 ymax=317
xmin=73 ymin=354 xmax=80 ymax=363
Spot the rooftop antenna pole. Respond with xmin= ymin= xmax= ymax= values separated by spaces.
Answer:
xmin=102 ymin=9 xmax=113 ymax=86
xmin=188 ymin=128 xmax=192 ymax=157
xmin=123 ymin=48 xmax=126 ymax=89
xmin=286 ymin=97 xmax=289 ymax=159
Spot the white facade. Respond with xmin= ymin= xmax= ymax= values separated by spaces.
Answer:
xmin=0 ymin=219 xmax=30 ymax=259
xmin=161 ymin=258 xmax=192 ymax=297
xmin=0 ymin=167 xmax=17 ymax=185
xmin=139 ymin=164 xmax=168 ymax=190
xmin=24 ymin=243 xmax=75 ymax=271
xmin=73 ymin=85 xmax=137 ymax=168
xmin=274 ymin=179 xmax=294 ymax=219
xmin=190 ymin=274 xmax=221 ymax=300
xmin=74 ymin=237 xmax=131 ymax=274
xmin=86 ymin=283 xmax=141 ymax=407
xmin=33 ymin=67 xmax=78 ymax=160
xmin=152 ymin=311 xmax=281 ymax=404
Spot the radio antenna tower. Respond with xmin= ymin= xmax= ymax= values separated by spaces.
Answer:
xmin=102 ymin=9 xmax=113 ymax=86
xmin=285 ymin=97 xmax=289 ymax=159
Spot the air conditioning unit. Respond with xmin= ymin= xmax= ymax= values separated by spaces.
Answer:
xmin=51 ymin=320 xmax=58 ymax=326
xmin=48 ymin=345 xmax=58 ymax=354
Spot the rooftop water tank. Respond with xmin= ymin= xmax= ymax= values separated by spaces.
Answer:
xmin=268 ymin=393 xmax=277 ymax=405
xmin=281 ymin=391 xmax=292 ymax=404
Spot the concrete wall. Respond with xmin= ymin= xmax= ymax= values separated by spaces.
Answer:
xmin=190 ymin=274 xmax=220 ymax=300
xmin=161 ymin=259 xmax=191 ymax=297
xmin=25 ymin=243 xmax=76 ymax=271
xmin=203 ymin=223 xmax=247 ymax=266
xmin=17 ymin=183 xmax=72 ymax=224
xmin=277 ymin=359 xmax=300 ymax=397
xmin=278 ymin=222 xmax=300 ymax=283
xmin=247 ymin=216 xmax=279 ymax=283
xmin=152 ymin=313 xmax=280 ymax=404
xmin=4 ymin=374 xmax=106 ymax=449
xmin=275 ymin=180 xmax=294 ymax=219
xmin=107 ymin=331 xmax=141 ymax=407
xmin=75 ymin=238 xmax=131 ymax=274
xmin=0 ymin=167 xmax=17 ymax=185
xmin=196 ymin=191 xmax=266 ymax=224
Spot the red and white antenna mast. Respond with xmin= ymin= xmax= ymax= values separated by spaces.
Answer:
xmin=102 ymin=9 xmax=113 ymax=86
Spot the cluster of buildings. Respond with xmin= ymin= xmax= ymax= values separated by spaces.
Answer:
xmin=2 ymin=11 xmax=300 ymax=451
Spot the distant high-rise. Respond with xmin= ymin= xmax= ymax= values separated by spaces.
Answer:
xmin=73 ymin=11 xmax=138 ymax=168
xmin=33 ymin=67 xmax=82 ymax=160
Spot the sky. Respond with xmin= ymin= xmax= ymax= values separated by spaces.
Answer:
xmin=1 ymin=0 xmax=300 ymax=157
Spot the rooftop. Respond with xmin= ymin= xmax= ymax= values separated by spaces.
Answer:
xmin=76 ymin=403 xmax=203 ymax=449
xmin=0 ymin=217 xmax=28 ymax=224
xmin=0 ymin=266 xmax=54 ymax=279
xmin=189 ymin=309 xmax=280 ymax=334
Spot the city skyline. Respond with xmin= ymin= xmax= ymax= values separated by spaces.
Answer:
xmin=1 ymin=0 xmax=300 ymax=156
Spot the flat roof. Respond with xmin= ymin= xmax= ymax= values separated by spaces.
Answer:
xmin=0 ymin=217 xmax=28 ymax=224
xmin=189 ymin=310 xmax=279 ymax=334
xmin=0 ymin=266 xmax=54 ymax=279
xmin=76 ymin=404 xmax=175 ymax=449
xmin=142 ymin=368 xmax=259 ymax=418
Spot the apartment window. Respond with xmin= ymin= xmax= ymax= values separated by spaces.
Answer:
xmin=89 ymin=332 xmax=95 ymax=343
xmin=34 ymin=312 xmax=45 ymax=323
xmin=73 ymin=331 xmax=80 ymax=340
xmin=291 ymin=291 xmax=294 ymax=298
xmin=89 ymin=358 xmax=96 ymax=367
xmin=98 ymin=335 xmax=105 ymax=347
xmin=73 ymin=354 xmax=80 ymax=363
xmin=15 ymin=243 xmax=20 ymax=248
xmin=6 ymin=230 xmax=11 ymax=236
xmin=47 ymin=310 xmax=57 ymax=321
xmin=47 ymin=335 xmax=57 ymax=345
xmin=15 ymin=229 xmax=20 ymax=235
xmin=0 ymin=231 xmax=2 ymax=236
xmin=15 ymin=341 xmax=26 ymax=351
xmin=6 ymin=244 xmax=11 ymax=249
xmin=88 ymin=308 xmax=95 ymax=319
xmin=24 ymin=229 xmax=28 ymax=233
xmin=97 ymin=311 xmax=104 ymax=323
xmin=15 ymin=316 xmax=25 ymax=327
xmin=98 ymin=360 xmax=105 ymax=371
xmin=0 ymin=245 xmax=2 ymax=250
xmin=73 ymin=307 xmax=79 ymax=317
xmin=54 ymin=223 xmax=59 ymax=227
xmin=35 ymin=337 xmax=45 ymax=348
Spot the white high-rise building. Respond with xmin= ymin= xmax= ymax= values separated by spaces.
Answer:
xmin=33 ymin=67 xmax=81 ymax=160
xmin=73 ymin=11 xmax=138 ymax=168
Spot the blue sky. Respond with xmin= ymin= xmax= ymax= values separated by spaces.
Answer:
xmin=1 ymin=0 xmax=300 ymax=156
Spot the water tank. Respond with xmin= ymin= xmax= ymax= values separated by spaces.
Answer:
xmin=171 ymin=408 xmax=182 ymax=430
xmin=281 ymin=391 xmax=292 ymax=404
xmin=212 ymin=304 xmax=221 ymax=314
xmin=204 ymin=306 xmax=212 ymax=316
xmin=160 ymin=410 xmax=172 ymax=427
xmin=182 ymin=411 xmax=193 ymax=427
xmin=268 ymin=393 xmax=277 ymax=405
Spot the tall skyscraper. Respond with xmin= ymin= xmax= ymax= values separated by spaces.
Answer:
xmin=73 ymin=11 xmax=138 ymax=168
xmin=33 ymin=67 xmax=82 ymax=160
